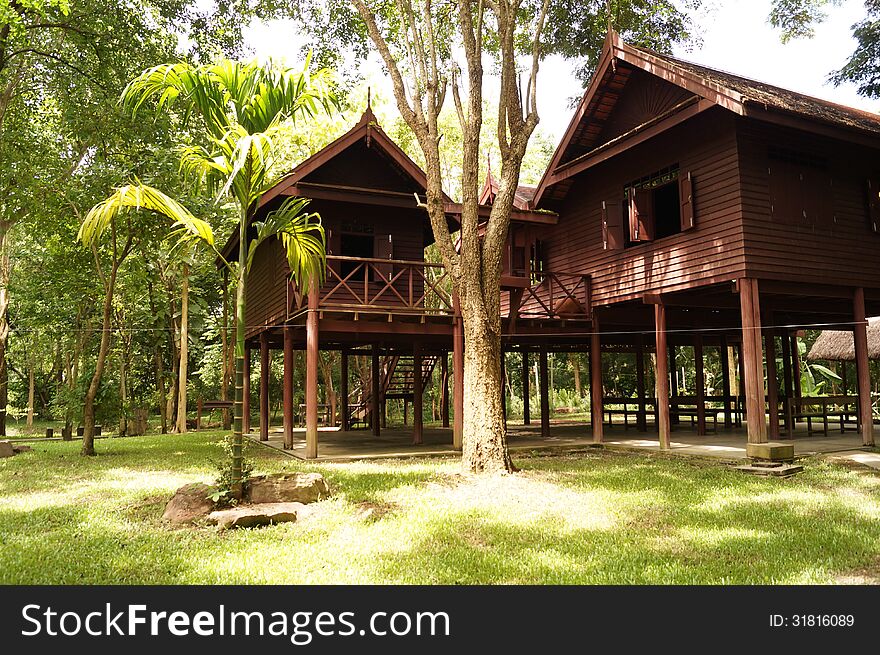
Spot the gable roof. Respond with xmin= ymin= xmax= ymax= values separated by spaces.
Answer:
xmin=219 ymin=108 xmax=453 ymax=261
xmin=479 ymin=165 xmax=535 ymax=210
xmin=534 ymin=30 xmax=880 ymax=207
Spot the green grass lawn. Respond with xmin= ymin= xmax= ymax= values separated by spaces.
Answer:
xmin=1 ymin=431 xmax=879 ymax=584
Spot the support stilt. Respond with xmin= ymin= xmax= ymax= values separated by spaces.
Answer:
xmin=283 ymin=326 xmax=293 ymax=448
xmin=259 ymin=332 xmax=270 ymax=442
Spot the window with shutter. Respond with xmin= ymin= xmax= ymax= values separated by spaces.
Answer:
xmin=628 ymin=187 xmax=654 ymax=241
xmin=679 ymin=171 xmax=694 ymax=230
xmin=375 ymin=233 xmax=393 ymax=279
xmin=602 ymin=200 xmax=624 ymax=250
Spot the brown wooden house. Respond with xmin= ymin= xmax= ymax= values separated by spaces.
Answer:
xmin=517 ymin=30 xmax=880 ymax=448
xmin=227 ymin=30 xmax=880 ymax=459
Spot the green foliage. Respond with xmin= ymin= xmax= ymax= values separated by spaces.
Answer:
xmin=770 ymin=0 xmax=880 ymax=98
xmin=210 ymin=434 xmax=254 ymax=504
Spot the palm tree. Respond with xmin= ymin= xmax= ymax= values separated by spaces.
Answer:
xmin=121 ymin=58 xmax=338 ymax=496
xmin=78 ymin=184 xmax=217 ymax=456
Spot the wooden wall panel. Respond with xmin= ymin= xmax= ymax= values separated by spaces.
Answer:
xmin=736 ymin=119 xmax=880 ymax=289
xmin=539 ymin=109 xmax=748 ymax=306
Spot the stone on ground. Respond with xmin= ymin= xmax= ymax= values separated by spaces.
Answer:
xmin=207 ymin=502 xmax=304 ymax=529
xmin=246 ymin=472 xmax=330 ymax=504
xmin=162 ymin=482 xmax=217 ymax=524
xmin=0 ymin=440 xmax=14 ymax=458
xmin=12 ymin=444 xmax=32 ymax=454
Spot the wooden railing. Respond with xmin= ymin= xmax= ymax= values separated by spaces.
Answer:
xmin=505 ymin=270 xmax=592 ymax=321
xmin=289 ymin=255 xmax=454 ymax=316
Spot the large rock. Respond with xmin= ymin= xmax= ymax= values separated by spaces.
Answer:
xmin=246 ymin=472 xmax=330 ymax=504
xmin=0 ymin=440 xmax=14 ymax=458
xmin=206 ymin=502 xmax=304 ymax=529
xmin=162 ymin=483 xmax=217 ymax=524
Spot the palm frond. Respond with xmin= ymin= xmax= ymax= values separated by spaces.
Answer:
xmin=246 ymin=196 xmax=326 ymax=292
xmin=79 ymin=183 xmax=215 ymax=248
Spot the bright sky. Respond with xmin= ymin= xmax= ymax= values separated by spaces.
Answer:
xmin=244 ymin=0 xmax=879 ymax=146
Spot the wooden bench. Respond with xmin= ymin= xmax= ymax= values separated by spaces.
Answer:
xmin=196 ymin=399 xmax=233 ymax=429
xmin=784 ymin=395 xmax=859 ymax=437
xmin=603 ymin=397 xmax=655 ymax=430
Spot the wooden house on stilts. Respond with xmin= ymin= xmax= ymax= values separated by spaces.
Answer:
xmin=221 ymin=30 xmax=880 ymax=459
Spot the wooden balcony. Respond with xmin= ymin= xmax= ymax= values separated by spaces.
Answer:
xmin=288 ymin=255 xmax=454 ymax=318
xmin=286 ymin=257 xmax=591 ymax=325
xmin=503 ymin=270 xmax=593 ymax=321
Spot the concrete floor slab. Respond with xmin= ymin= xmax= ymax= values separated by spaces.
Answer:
xmin=248 ymin=419 xmax=876 ymax=464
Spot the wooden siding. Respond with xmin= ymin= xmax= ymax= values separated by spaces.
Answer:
xmin=540 ymin=108 xmax=747 ymax=306
xmin=736 ymin=118 xmax=880 ymax=289
xmin=246 ymin=237 xmax=289 ymax=335
xmin=302 ymin=139 xmax=423 ymax=194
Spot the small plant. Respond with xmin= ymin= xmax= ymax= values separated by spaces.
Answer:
xmin=210 ymin=435 xmax=254 ymax=505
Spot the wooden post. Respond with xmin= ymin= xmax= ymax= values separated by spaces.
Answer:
xmin=636 ymin=334 xmax=647 ymax=432
xmin=841 ymin=360 xmax=848 ymax=396
xmin=738 ymin=278 xmax=767 ymax=444
xmin=305 ymin=282 xmax=319 ymax=459
xmin=403 ymin=399 xmax=408 ymax=425
xmin=669 ymin=345 xmax=679 ymax=425
xmin=371 ymin=345 xmax=381 ymax=437
xmin=590 ymin=320 xmax=603 ymax=443
xmin=283 ymin=326 xmax=294 ymax=449
xmin=413 ymin=343 xmax=423 ymax=444
xmin=720 ymin=335 xmax=732 ymax=428
xmin=440 ymin=353 xmax=449 ymax=428
xmin=259 ymin=332 xmax=270 ymax=442
xmin=854 ymin=287 xmax=874 ymax=446
xmin=452 ymin=295 xmax=464 ymax=449
xmin=521 ymin=351 xmax=531 ymax=425
xmin=539 ymin=349 xmax=550 ymax=438
xmin=737 ymin=342 xmax=746 ymax=426
xmin=242 ymin=346 xmax=251 ymax=434
xmin=654 ymin=302 xmax=671 ymax=449
xmin=791 ymin=334 xmax=802 ymax=402
xmin=340 ymin=352 xmax=349 ymax=431
xmin=765 ymin=329 xmax=780 ymax=439
xmin=694 ymin=334 xmax=706 ymax=436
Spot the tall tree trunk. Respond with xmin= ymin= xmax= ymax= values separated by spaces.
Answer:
xmin=175 ymin=264 xmax=189 ymax=433
xmin=319 ymin=353 xmax=337 ymax=427
xmin=82 ymin=265 xmax=118 ymax=456
xmin=221 ymin=269 xmax=232 ymax=429
xmin=231 ymin=206 xmax=249 ymax=499
xmin=118 ymin=347 xmax=127 ymax=437
xmin=26 ymin=350 xmax=35 ymax=428
xmin=461 ymin=312 xmax=512 ymax=473
xmin=571 ymin=354 xmax=582 ymax=397
xmin=0 ymin=222 xmax=10 ymax=436
xmin=155 ymin=346 xmax=167 ymax=434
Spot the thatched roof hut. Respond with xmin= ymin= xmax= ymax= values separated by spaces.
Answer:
xmin=807 ymin=318 xmax=880 ymax=361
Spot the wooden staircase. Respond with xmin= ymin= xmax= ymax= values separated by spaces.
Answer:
xmin=347 ymin=354 xmax=440 ymax=429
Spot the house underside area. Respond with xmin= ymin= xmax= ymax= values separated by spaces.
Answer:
xmin=235 ymin=275 xmax=880 ymax=460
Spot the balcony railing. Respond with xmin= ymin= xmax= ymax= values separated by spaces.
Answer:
xmin=288 ymin=255 xmax=454 ymax=316
xmin=503 ymin=270 xmax=592 ymax=321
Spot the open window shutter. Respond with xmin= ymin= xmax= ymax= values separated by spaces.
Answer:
xmin=679 ymin=171 xmax=695 ymax=231
xmin=375 ymin=234 xmax=393 ymax=278
xmin=601 ymin=200 xmax=624 ymax=250
xmin=867 ymin=178 xmax=880 ymax=233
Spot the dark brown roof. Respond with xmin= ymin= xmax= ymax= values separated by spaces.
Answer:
xmin=632 ymin=45 xmax=880 ymax=135
xmin=534 ymin=30 xmax=880 ymax=207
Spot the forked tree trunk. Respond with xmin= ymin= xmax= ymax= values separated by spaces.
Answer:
xmin=571 ymin=354 xmax=582 ymax=397
xmin=175 ymin=264 xmax=189 ymax=433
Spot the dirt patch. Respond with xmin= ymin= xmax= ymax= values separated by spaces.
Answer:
xmin=122 ymin=495 xmax=168 ymax=522
xmin=355 ymin=500 xmax=397 ymax=522
xmin=834 ymin=558 xmax=880 ymax=585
